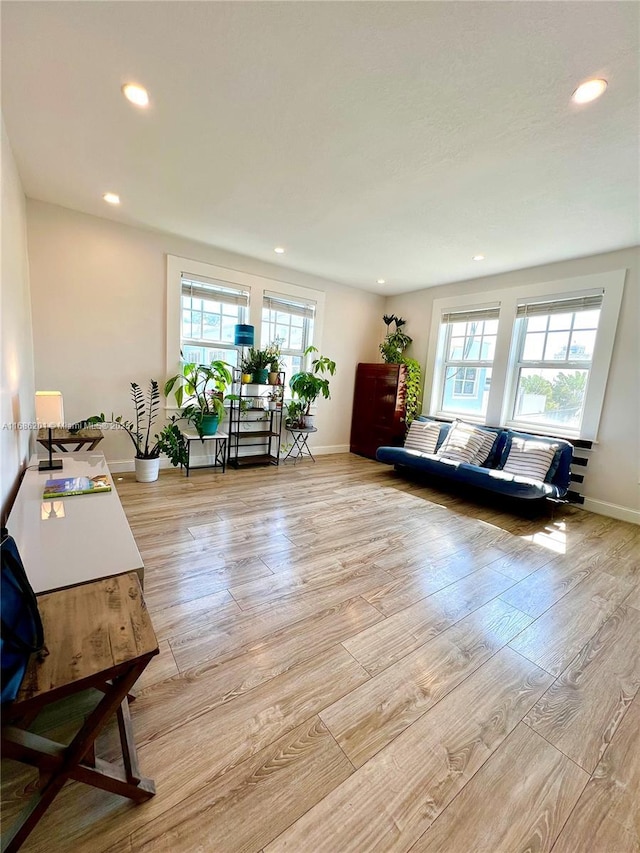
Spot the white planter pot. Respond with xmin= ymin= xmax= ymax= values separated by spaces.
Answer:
xmin=303 ymin=414 xmax=315 ymax=428
xmin=135 ymin=457 xmax=160 ymax=483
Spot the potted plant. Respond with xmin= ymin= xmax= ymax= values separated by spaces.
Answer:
xmin=378 ymin=315 xmax=422 ymax=427
xmin=380 ymin=315 xmax=412 ymax=363
xmin=87 ymin=381 xmax=188 ymax=482
xmin=240 ymin=354 xmax=253 ymax=384
xmin=164 ymin=360 xmax=235 ymax=437
xmin=285 ymin=400 xmax=306 ymax=429
xmin=265 ymin=339 xmax=283 ymax=385
xmin=244 ymin=347 xmax=272 ymax=384
xmin=289 ymin=346 xmax=336 ymax=427
xmin=266 ymin=387 xmax=282 ymax=411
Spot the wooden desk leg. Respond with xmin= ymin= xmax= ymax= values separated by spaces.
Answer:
xmin=1 ymin=658 xmax=154 ymax=853
xmin=117 ymin=698 xmax=141 ymax=784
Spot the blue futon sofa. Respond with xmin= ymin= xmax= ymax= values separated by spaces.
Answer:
xmin=376 ymin=418 xmax=573 ymax=501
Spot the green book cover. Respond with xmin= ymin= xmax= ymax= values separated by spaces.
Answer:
xmin=43 ymin=475 xmax=111 ymax=499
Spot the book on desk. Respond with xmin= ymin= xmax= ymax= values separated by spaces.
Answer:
xmin=43 ymin=475 xmax=112 ymax=499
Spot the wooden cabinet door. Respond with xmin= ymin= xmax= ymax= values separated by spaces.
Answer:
xmin=350 ymin=364 xmax=406 ymax=459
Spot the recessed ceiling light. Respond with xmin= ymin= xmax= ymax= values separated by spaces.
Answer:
xmin=122 ymin=83 xmax=150 ymax=108
xmin=274 ymin=247 xmax=285 ymax=254
xmin=472 ymin=254 xmax=485 ymax=261
xmin=571 ymin=78 xmax=607 ymax=105
xmin=103 ymin=192 xmax=120 ymax=205
xmin=377 ymin=279 xmax=386 ymax=285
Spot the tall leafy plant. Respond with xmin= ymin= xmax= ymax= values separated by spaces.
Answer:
xmin=289 ymin=346 xmax=336 ymax=415
xmin=378 ymin=315 xmax=422 ymax=427
xmin=164 ymin=360 xmax=235 ymax=436
xmin=88 ymin=380 xmax=187 ymax=465
xmin=402 ymin=357 xmax=422 ymax=426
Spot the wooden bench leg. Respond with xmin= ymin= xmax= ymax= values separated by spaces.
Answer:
xmin=1 ymin=657 xmax=155 ymax=853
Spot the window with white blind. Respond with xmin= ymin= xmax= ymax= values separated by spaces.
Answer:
xmin=261 ymin=292 xmax=315 ymax=379
xmin=437 ymin=306 xmax=500 ymax=418
xmin=181 ymin=275 xmax=249 ymax=368
xmin=508 ymin=293 xmax=603 ymax=432
xmin=424 ymin=271 xmax=624 ymax=440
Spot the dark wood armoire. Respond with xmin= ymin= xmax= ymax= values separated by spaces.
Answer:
xmin=350 ymin=363 xmax=407 ymax=459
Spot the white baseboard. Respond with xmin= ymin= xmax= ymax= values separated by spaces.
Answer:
xmin=581 ymin=498 xmax=640 ymax=525
xmin=108 ymin=458 xmax=177 ymax=474
xmin=312 ymin=444 xmax=349 ymax=456
xmin=105 ymin=447 xmax=351 ymax=473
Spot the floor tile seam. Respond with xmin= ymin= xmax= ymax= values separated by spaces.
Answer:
xmin=331 ymin=632 xmax=544 ymax=770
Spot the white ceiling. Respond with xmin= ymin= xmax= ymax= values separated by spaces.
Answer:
xmin=2 ymin=2 xmax=638 ymax=294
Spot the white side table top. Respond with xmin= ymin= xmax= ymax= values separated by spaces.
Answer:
xmin=7 ymin=452 xmax=143 ymax=594
xmin=182 ymin=430 xmax=228 ymax=441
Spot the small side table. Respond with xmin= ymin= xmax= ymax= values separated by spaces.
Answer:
xmin=37 ymin=428 xmax=103 ymax=453
xmin=1 ymin=573 xmax=158 ymax=853
xmin=284 ymin=426 xmax=317 ymax=464
xmin=183 ymin=430 xmax=228 ymax=476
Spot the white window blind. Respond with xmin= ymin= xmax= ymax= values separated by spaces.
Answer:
xmin=441 ymin=306 xmax=501 ymax=324
xmin=263 ymin=292 xmax=315 ymax=319
xmin=181 ymin=274 xmax=249 ymax=307
xmin=516 ymin=293 xmax=603 ymax=318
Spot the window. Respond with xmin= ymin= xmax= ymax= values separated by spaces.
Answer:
xmin=424 ymin=270 xmax=623 ymax=441
xmin=261 ymin=292 xmax=315 ymax=379
xmin=437 ymin=307 xmax=499 ymax=418
xmin=452 ymin=367 xmax=479 ymax=397
xmin=509 ymin=294 xmax=602 ymax=432
xmin=181 ymin=275 xmax=249 ymax=368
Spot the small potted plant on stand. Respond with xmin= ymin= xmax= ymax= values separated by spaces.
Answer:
xmin=240 ymin=354 xmax=253 ymax=384
xmin=285 ymin=400 xmax=306 ymax=429
xmin=246 ymin=347 xmax=271 ymax=385
xmin=289 ymin=347 xmax=336 ymax=428
xmin=88 ymin=381 xmax=188 ymax=482
xmin=164 ymin=360 xmax=235 ymax=437
xmin=266 ymin=387 xmax=282 ymax=411
xmin=265 ymin=339 xmax=283 ymax=385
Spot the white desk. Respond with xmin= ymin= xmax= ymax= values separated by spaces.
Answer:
xmin=7 ymin=452 xmax=143 ymax=594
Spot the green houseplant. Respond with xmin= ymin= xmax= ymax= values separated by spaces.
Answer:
xmin=265 ymin=339 xmax=284 ymax=385
xmin=246 ymin=347 xmax=271 ymax=384
xmin=88 ymin=380 xmax=188 ymax=481
xmin=289 ymin=346 xmax=336 ymax=427
xmin=380 ymin=315 xmax=413 ymax=363
xmin=378 ymin=315 xmax=422 ymax=428
xmin=164 ymin=360 xmax=235 ymax=437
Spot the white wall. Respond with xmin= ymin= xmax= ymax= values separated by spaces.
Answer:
xmin=26 ymin=200 xmax=384 ymax=464
xmin=386 ymin=247 xmax=640 ymax=521
xmin=1 ymin=119 xmax=35 ymax=521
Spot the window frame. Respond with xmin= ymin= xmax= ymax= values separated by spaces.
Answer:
xmin=431 ymin=304 xmax=501 ymax=424
xmin=167 ymin=256 xmax=325 ymax=409
xmin=180 ymin=275 xmax=249 ymax=369
xmin=504 ymin=298 xmax=602 ymax=434
xmin=424 ymin=269 xmax=625 ymax=440
xmin=261 ymin=291 xmax=316 ymax=378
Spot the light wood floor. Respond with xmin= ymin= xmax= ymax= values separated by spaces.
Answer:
xmin=2 ymin=454 xmax=639 ymax=852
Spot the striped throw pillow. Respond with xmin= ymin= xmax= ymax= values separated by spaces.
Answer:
xmin=502 ymin=437 xmax=558 ymax=481
xmin=436 ymin=422 xmax=486 ymax=464
xmin=404 ymin=420 xmax=440 ymax=454
xmin=470 ymin=430 xmax=498 ymax=467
